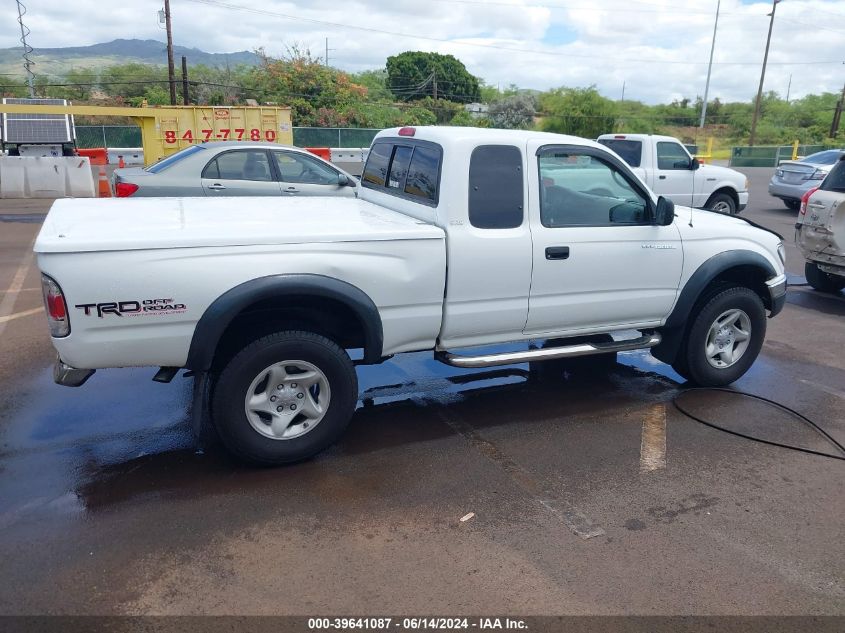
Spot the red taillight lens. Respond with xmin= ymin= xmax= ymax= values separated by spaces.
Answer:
xmin=398 ymin=127 xmax=416 ymax=137
xmin=799 ymin=186 xmax=819 ymax=215
xmin=115 ymin=182 xmax=139 ymax=197
xmin=41 ymin=274 xmax=69 ymax=337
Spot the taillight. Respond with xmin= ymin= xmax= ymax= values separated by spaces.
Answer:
xmin=398 ymin=127 xmax=416 ymax=136
xmin=41 ymin=274 xmax=69 ymax=337
xmin=115 ymin=182 xmax=139 ymax=197
xmin=799 ymin=186 xmax=819 ymax=216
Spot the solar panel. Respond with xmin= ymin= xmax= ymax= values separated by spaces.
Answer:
xmin=2 ymin=98 xmax=74 ymax=144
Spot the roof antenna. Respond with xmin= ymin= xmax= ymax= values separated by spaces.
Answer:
xmin=689 ymin=154 xmax=697 ymax=228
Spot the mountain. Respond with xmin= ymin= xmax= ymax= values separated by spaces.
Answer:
xmin=0 ymin=39 xmax=261 ymax=77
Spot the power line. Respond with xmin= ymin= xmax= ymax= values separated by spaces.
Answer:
xmin=183 ymin=0 xmax=841 ymax=67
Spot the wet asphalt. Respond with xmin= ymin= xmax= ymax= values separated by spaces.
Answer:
xmin=0 ymin=168 xmax=843 ymax=616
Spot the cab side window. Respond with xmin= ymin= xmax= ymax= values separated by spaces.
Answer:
xmin=538 ymin=151 xmax=649 ymax=227
xmin=468 ymin=145 xmax=524 ymax=229
xmin=656 ymin=142 xmax=692 ymax=170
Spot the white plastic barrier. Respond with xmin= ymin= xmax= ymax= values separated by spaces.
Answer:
xmin=329 ymin=147 xmax=368 ymax=176
xmin=107 ymin=147 xmax=144 ymax=166
xmin=0 ymin=156 xmax=95 ymax=199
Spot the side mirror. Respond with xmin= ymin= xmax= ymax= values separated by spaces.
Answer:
xmin=655 ymin=196 xmax=675 ymax=226
xmin=690 ymin=157 xmax=700 ymax=171
xmin=338 ymin=174 xmax=356 ymax=187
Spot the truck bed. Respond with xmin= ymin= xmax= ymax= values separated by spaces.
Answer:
xmin=35 ymin=196 xmax=443 ymax=253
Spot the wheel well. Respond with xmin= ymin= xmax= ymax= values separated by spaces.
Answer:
xmin=698 ymin=265 xmax=771 ymax=311
xmin=210 ymin=295 xmax=367 ymax=372
xmin=706 ymin=187 xmax=738 ymax=209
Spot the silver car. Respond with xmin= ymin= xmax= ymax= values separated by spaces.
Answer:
xmin=113 ymin=142 xmax=358 ymax=198
xmin=768 ymin=149 xmax=844 ymax=210
xmin=795 ymin=154 xmax=845 ymax=293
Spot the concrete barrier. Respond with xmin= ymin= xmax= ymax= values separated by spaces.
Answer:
xmin=107 ymin=147 xmax=144 ymax=166
xmin=0 ymin=156 xmax=95 ymax=199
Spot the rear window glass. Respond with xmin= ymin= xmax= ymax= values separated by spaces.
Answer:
xmin=146 ymin=145 xmax=205 ymax=173
xmin=387 ymin=146 xmax=413 ymax=190
xmin=597 ymin=139 xmax=642 ymax=167
xmin=362 ymin=143 xmax=391 ymax=187
xmin=362 ymin=139 xmax=442 ymax=206
xmin=821 ymin=158 xmax=845 ymax=193
xmin=802 ymin=150 xmax=843 ymax=165
xmin=404 ymin=145 xmax=439 ymax=202
xmin=468 ymin=145 xmax=524 ymax=229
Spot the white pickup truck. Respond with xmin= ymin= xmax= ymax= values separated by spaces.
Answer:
xmin=35 ymin=127 xmax=786 ymax=464
xmin=597 ymin=133 xmax=749 ymax=214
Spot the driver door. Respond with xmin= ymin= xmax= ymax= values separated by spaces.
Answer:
xmin=651 ymin=141 xmax=695 ymax=206
xmin=271 ymin=150 xmax=355 ymax=197
xmin=525 ymin=142 xmax=683 ymax=335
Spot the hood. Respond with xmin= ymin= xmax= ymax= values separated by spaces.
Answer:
xmin=698 ymin=163 xmax=746 ymax=187
xmin=34 ymin=196 xmax=444 ymax=254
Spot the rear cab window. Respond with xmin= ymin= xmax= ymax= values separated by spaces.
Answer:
xmin=362 ymin=139 xmax=442 ymax=206
xmin=596 ymin=139 xmax=642 ymax=167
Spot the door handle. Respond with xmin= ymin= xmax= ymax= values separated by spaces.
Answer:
xmin=658 ymin=175 xmax=667 ymax=180
xmin=207 ymin=183 xmax=226 ymax=190
xmin=808 ymin=202 xmax=825 ymax=209
xmin=545 ymin=246 xmax=570 ymax=260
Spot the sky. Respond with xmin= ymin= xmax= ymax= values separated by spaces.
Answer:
xmin=2 ymin=0 xmax=844 ymax=104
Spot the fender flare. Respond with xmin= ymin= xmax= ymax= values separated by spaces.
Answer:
xmin=652 ymin=250 xmax=776 ymax=364
xmin=185 ymin=274 xmax=384 ymax=370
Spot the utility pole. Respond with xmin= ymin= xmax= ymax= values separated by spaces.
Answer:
xmin=181 ymin=56 xmax=189 ymax=105
xmin=432 ymin=70 xmax=437 ymax=100
xmin=621 ymin=80 xmax=626 ymax=102
xmin=830 ymin=81 xmax=845 ymax=139
xmin=15 ymin=1 xmax=35 ymax=97
xmin=749 ymin=0 xmax=780 ymax=146
xmin=700 ymin=0 xmax=721 ymax=128
xmin=164 ymin=0 xmax=177 ymax=105
xmin=785 ymin=73 xmax=792 ymax=102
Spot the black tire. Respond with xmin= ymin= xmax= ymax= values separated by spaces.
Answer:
xmin=211 ymin=330 xmax=358 ymax=465
xmin=705 ymin=192 xmax=737 ymax=215
xmin=783 ymin=199 xmax=800 ymax=211
xmin=676 ymin=286 xmax=766 ymax=387
xmin=805 ymin=261 xmax=845 ymax=293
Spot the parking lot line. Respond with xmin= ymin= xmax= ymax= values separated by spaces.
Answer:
xmin=435 ymin=406 xmax=606 ymax=540
xmin=0 ymin=239 xmax=36 ymax=338
xmin=0 ymin=307 xmax=43 ymax=325
xmin=640 ymin=403 xmax=667 ymax=472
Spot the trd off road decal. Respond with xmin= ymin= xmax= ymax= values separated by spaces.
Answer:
xmin=75 ymin=298 xmax=187 ymax=318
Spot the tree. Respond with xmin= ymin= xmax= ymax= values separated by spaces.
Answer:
xmin=487 ymin=94 xmax=536 ymax=129
xmin=539 ymin=86 xmax=617 ymax=138
xmin=386 ymin=51 xmax=480 ymax=103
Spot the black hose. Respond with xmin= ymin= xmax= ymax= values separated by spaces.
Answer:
xmin=672 ymin=387 xmax=845 ymax=462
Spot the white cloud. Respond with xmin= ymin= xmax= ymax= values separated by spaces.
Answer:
xmin=2 ymin=0 xmax=843 ymax=103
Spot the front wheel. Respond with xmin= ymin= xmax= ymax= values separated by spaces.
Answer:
xmin=673 ymin=286 xmax=766 ymax=386
xmin=805 ymin=261 xmax=845 ymax=293
xmin=705 ymin=192 xmax=737 ymax=215
xmin=212 ymin=330 xmax=358 ymax=465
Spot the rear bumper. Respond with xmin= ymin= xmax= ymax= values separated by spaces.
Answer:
xmin=53 ymin=356 xmax=95 ymax=387
xmin=768 ymin=179 xmax=814 ymax=201
xmin=766 ymin=274 xmax=787 ymax=317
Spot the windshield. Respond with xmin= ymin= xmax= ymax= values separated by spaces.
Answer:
xmin=800 ymin=150 xmax=843 ymax=165
xmin=146 ymin=145 xmax=206 ymax=173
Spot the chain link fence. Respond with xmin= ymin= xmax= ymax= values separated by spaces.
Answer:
xmin=730 ymin=144 xmax=832 ymax=168
xmin=75 ymin=125 xmax=383 ymax=150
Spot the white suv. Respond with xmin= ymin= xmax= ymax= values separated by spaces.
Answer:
xmin=795 ymin=154 xmax=845 ymax=293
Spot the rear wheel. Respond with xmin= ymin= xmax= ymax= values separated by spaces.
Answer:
xmin=674 ymin=286 xmax=765 ymax=386
xmin=805 ymin=261 xmax=845 ymax=293
xmin=211 ymin=330 xmax=358 ymax=465
xmin=783 ymin=199 xmax=800 ymax=211
xmin=705 ymin=192 xmax=737 ymax=215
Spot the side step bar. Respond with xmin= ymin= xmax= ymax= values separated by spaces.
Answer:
xmin=436 ymin=333 xmax=662 ymax=369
